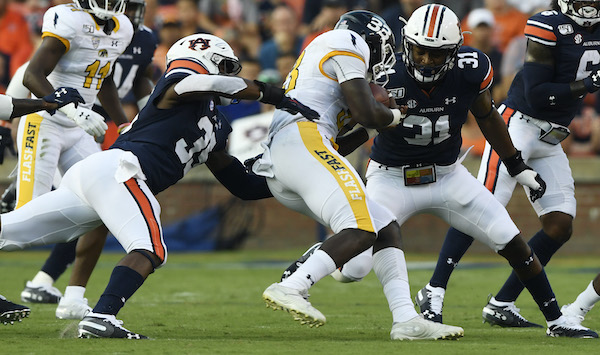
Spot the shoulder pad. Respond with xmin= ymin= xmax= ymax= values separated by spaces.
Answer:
xmin=456 ymin=47 xmax=493 ymax=93
xmin=524 ymin=11 xmax=560 ymax=46
xmin=41 ymin=4 xmax=79 ymax=44
xmin=318 ymin=29 xmax=370 ymax=64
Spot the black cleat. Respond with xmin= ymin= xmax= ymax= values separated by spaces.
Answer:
xmin=78 ymin=313 xmax=148 ymax=339
xmin=281 ymin=242 xmax=322 ymax=281
xmin=482 ymin=296 xmax=543 ymax=328
xmin=547 ymin=317 xmax=599 ymax=338
xmin=1 ymin=295 xmax=30 ymax=325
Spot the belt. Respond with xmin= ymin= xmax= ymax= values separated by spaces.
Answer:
xmin=516 ymin=112 xmax=554 ymax=131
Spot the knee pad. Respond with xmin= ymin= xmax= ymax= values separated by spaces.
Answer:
xmin=333 ymin=251 xmax=373 ymax=282
xmin=132 ymin=249 xmax=161 ymax=272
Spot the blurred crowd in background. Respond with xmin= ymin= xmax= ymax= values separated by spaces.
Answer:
xmin=1 ymin=0 xmax=599 ymax=156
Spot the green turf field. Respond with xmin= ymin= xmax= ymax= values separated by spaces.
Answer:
xmin=1 ymin=250 xmax=599 ymax=354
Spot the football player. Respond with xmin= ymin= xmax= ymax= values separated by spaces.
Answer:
xmin=0 ymin=86 xmax=85 ymax=325
xmin=15 ymin=0 xmax=133 ymax=314
xmin=281 ymin=4 xmax=598 ymax=339
xmin=0 ymin=33 xmax=318 ymax=339
xmin=253 ymin=10 xmax=465 ymax=340
xmin=17 ymin=0 xmax=160 ymax=321
xmin=414 ymin=0 xmax=600 ymax=334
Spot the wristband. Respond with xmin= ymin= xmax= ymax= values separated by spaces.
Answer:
xmin=0 ymin=95 xmax=14 ymax=120
xmin=387 ymin=108 xmax=403 ymax=127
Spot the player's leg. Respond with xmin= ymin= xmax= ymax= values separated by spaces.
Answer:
xmin=15 ymin=114 xmax=68 ymax=303
xmin=55 ymin=225 xmax=108 ymax=320
xmin=73 ymin=149 xmax=164 ymax=339
xmin=485 ymin=125 xmax=576 ymax=325
xmin=260 ymin=122 xmax=379 ymax=327
xmin=562 ymin=273 xmax=600 ymax=323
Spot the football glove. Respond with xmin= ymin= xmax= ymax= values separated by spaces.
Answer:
xmin=59 ymin=104 xmax=108 ymax=137
xmin=254 ymin=80 xmax=319 ymax=121
xmin=503 ymin=150 xmax=546 ymax=202
xmin=42 ymin=87 xmax=85 ymax=115
xmin=0 ymin=125 xmax=16 ymax=164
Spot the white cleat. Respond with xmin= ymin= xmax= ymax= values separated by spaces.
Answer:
xmin=390 ymin=315 xmax=464 ymax=340
xmin=262 ymin=283 xmax=326 ymax=327
xmin=56 ymin=297 xmax=92 ymax=320
xmin=561 ymin=303 xmax=593 ymax=324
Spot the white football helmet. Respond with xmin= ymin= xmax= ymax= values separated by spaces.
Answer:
xmin=166 ymin=34 xmax=241 ymax=75
xmin=402 ymin=4 xmax=463 ymax=84
xmin=558 ymin=0 xmax=600 ymax=27
xmin=73 ymin=0 xmax=126 ymax=21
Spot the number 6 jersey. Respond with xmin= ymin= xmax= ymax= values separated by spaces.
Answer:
xmin=371 ymin=47 xmax=493 ymax=167
xmin=41 ymin=3 xmax=133 ymax=126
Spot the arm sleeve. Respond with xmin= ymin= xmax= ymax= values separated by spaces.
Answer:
xmin=522 ymin=61 xmax=575 ymax=110
xmin=211 ymin=157 xmax=273 ymax=200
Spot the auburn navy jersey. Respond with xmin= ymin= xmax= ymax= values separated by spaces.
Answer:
xmin=111 ymin=65 xmax=231 ymax=194
xmin=113 ymin=26 xmax=157 ymax=99
xmin=505 ymin=10 xmax=600 ymax=126
xmin=371 ymin=47 xmax=493 ymax=166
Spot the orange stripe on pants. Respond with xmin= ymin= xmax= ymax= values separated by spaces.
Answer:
xmin=124 ymin=179 xmax=165 ymax=261
xmin=483 ymin=107 xmax=514 ymax=192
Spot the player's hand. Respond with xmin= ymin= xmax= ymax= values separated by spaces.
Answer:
xmin=59 ymin=104 xmax=108 ymax=137
xmin=584 ymin=69 xmax=600 ymax=92
xmin=0 ymin=125 xmax=16 ymax=164
xmin=42 ymin=87 xmax=85 ymax=115
xmin=503 ymin=150 xmax=546 ymax=202
xmin=254 ymin=80 xmax=320 ymax=121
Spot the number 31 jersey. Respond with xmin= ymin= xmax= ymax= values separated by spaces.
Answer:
xmin=41 ymin=3 xmax=133 ymax=125
xmin=371 ymin=47 xmax=493 ymax=167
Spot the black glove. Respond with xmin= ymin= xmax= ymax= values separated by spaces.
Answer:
xmin=254 ymin=80 xmax=319 ymax=121
xmin=0 ymin=125 xmax=16 ymax=164
xmin=503 ymin=150 xmax=547 ymax=202
xmin=42 ymin=87 xmax=85 ymax=115
xmin=584 ymin=68 xmax=600 ymax=93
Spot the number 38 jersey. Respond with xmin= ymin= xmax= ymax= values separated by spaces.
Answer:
xmin=371 ymin=47 xmax=493 ymax=167
xmin=268 ymin=29 xmax=371 ymax=140
xmin=111 ymin=65 xmax=231 ymax=195
xmin=41 ymin=3 xmax=133 ymax=125
xmin=505 ymin=10 xmax=600 ymax=126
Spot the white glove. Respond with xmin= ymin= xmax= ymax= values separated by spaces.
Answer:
xmin=504 ymin=150 xmax=546 ymax=202
xmin=59 ymin=103 xmax=108 ymax=137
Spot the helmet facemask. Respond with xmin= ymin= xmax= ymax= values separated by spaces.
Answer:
xmin=559 ymin=0 xmax=600 ymax=27
xmin=125 ymin=0 xmax=146 ymax=31
xmin=401 ymin=4 xmax=463 ymax=85
xmin=73 ymin=0 xmax=126 ymax=21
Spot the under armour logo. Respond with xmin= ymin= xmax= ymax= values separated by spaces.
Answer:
xmin=549 ymin=95 xmax=556 ymax=106
xmin=446 ymin=258 xmax=458 ymax=267
xmin=56 ymin=88 xmax=67 ymax=97
xmin=112 ymin=40 xmax=119 ymax=47
xmin=133 ymin=47 xmax=142 ymax=55
xmin=188 ymin=38 xmax=211 ymax=51
xmin=306 ymin=274 xmax=315 ymax=286
xmin=445 ymin=97 xmax=457 ymax=105
xmin=543 ymin=297 xmax=556 ymax=308
xmin=127 ymin=333 xmax=141 ymax=339
xmin=78 ymin=112 xmax=90 ymax=120
xmin=524 ymin=255 xmax=534 ymax=266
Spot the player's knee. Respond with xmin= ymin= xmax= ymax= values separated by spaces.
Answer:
xmin=335 ymin=252 xmax=373 ymax=282
xmin=131 ymin=249 xmax=163 ymax=273
xmin=541 ymin=212 xmax=573 ymax=244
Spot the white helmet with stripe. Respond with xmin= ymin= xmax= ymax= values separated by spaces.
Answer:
xmin=166 ymin=33 xmax=241 ymax=75
xmin=558 ymin=0 xmax=600 ymax=27
xmin=402 ymin=4 xmax=463 ymax=84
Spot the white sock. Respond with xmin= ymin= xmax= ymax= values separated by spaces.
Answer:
xmin=372 ymin=247 xmax=418 ymax=323
xmin=572 ymin=281 xmax=600 ymax=311
xmin=31 ymin=271 xmax=54 ymax=286
xmin=336 ymin=247 xmax=373 ymax=282
xmin=489 ymin=296 xmax=513 ymax=307
xmin=280 ymin=250 xmax=336 ymax=291
xmin=63 ymin=286 xmax=86 ymax=300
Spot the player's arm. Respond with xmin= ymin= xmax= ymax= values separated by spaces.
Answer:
xmin=340 ymin=78 xmax=401 ymax=129
xmin=22 ymin=36 xmax=66 ymax=97
xmin=206 ymin=150 xmax=272 ymax=200
xmin=472 ymin=89 xmax=546 ymax=202
xmin=0 ymin=87 xmax=84 ymax=120
xmin=155 ymin=76 xmax=318 ymax=120
xmin=523 ymin=39 xmax=591 ymax=109
xmin=97 ymin=72 xmax=129 ymax=126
